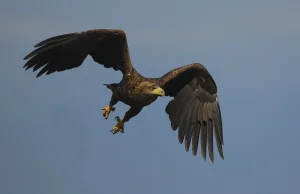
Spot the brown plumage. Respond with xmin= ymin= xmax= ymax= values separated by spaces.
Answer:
xmin=23 ymin=29 xmax=224 ymax=163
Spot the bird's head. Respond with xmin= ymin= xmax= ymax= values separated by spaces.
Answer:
xmin=134 ymin=82 xmax=165 ymax=97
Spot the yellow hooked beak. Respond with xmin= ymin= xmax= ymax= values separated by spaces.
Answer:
xmin=151 ymin=87 xmax=165 ymax=97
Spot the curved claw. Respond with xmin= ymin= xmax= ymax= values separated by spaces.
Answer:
xmin=111 ymin=116 xmax=124 ymax=134
xmin=101 ymin=106 xmax=115 ymax=119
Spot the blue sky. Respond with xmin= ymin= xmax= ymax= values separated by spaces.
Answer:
xmin=1 ymin=0 xmax=300 ymax=193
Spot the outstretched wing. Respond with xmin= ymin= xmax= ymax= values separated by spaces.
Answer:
xmin=159 ymin=63 xmax=224 ymax=163
xmin=23 ymin=29 xmax=132 ymax=77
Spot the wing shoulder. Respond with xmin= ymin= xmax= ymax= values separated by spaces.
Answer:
xmin=160 ymin=63 xmax=217 ymax=97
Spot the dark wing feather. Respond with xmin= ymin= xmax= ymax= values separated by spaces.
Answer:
xmin=159 ymin=63 xmax=224 ymax=163
xmin=184 ymin=99 xmax=197 ymax=152
xmin=23 ymin=29 xmax=132 ymax=77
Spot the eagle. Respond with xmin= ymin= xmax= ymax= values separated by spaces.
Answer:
xmin=23 ymin=29 xmax=224 ymax=162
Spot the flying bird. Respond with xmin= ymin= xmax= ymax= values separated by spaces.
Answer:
xmin=23 ymin=29 xmax=224 ymax=162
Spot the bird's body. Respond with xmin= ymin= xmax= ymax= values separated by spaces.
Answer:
xmin=23 ymin=28 xmax=225 ymax=163
xmin=108 ymin=69 xmax=158 ymax=107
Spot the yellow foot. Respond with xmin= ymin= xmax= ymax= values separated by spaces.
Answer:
xmin=101 ymin=105 xmax=115 ymax=119
xmin=111 ymin=116 xmax=124 ymax=134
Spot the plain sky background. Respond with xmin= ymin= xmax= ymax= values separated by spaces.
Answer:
xmin=1 ymin=0 xmax=300 ymax=194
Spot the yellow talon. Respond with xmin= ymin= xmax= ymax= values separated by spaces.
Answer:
xmin=101 ymin=105 xmax=115 ymax=119
xmin=111 ymin=116 xmax=124 ymax=134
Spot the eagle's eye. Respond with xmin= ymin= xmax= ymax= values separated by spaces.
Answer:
xmin=151 ymin=85 xmax=157 ymax=90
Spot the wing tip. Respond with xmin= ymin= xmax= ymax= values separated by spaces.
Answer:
xmin=209 ymin=153 xmax=215 ymax=163
xmin=36 ymin=72 xmax=43 ymax=78
xmin=178 ymin=137 xmax=184 ymax=144
xmin=219 ymin=152 xmax=225 ymax=160
xmin=185 ymin=144 xmax=190 ymax=152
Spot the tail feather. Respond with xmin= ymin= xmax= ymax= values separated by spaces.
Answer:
xmin=103 ymin=83 xmax=118 ymax=91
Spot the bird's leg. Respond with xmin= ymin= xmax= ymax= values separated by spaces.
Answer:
xmin=101 ymin=94 xmax=119 ymax=119
xmin=111 ymin=106 xmax=143 ymax=134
